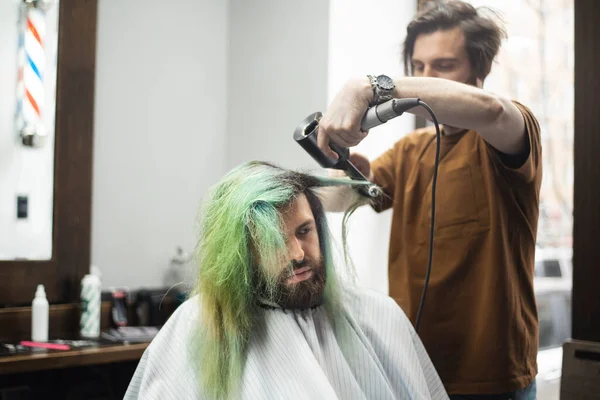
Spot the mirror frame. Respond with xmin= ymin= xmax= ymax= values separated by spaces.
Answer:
xmin=573 ymin=0 xmax=600 ymax=343
xmin=0 ymin=0 xmax=97 ymax=306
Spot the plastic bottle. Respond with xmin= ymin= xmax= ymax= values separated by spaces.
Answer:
xmin=80 ymin=266 xmax=102 ymax=338
xmin=31 ymin=284 xmax=49 ymax=342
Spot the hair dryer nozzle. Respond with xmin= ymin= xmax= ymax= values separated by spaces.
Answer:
xmin=294 ymin=112 xmax=380 ymax=198
xmin=293 ymin=112 xmax=349 ymax=169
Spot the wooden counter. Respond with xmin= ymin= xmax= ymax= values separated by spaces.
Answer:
xmin=0 ymin=342 xmax=148 ymax=375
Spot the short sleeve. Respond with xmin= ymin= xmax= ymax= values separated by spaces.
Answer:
xmin=492 ymin=101 xmax=542 ymax=183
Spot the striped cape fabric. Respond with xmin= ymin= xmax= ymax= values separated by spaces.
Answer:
xmin=124 ymin=289 xmax=448 ymax=399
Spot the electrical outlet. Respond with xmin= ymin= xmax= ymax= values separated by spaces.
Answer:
xmin=17 ymin=195 xmax=28 ymax=219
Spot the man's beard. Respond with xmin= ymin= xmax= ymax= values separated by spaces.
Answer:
xmin=259 ymin=256 xmax=326 ymax=310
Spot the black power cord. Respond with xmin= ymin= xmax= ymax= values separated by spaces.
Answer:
xmin=414 ymin=100 xmax=441 ymax=333
xmin=293 ymin=99 xmax=441 ymax=334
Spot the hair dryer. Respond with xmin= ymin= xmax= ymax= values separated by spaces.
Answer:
xmin=293 ymin=98 xmax=420 ymax=197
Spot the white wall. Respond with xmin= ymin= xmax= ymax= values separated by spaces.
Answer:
xmin=327 ymin=0 xmax=417 ymax=294
xmin=226 ymin=0 xmax=330 ymax=171
xmin=0 ymin=1 xmax=58 ymax=260
xmin=89 ymin=0 xmax=416 ymax=291
xmin=92 ymin=0 xmax=229 ymax=289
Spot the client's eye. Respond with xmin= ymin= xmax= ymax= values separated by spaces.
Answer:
xmin=297 ymin=227 xmax=312 ymax=236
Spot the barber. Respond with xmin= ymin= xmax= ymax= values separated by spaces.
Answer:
xmin=318 ymin=2 xmax=541 ymax=399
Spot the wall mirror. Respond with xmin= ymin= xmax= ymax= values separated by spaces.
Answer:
xmin=0 ymin=0 xmax=59 ymax=261
xmin=0 ymin=0 xmax=96 ymax=307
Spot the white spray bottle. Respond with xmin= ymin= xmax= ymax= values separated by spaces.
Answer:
xmin=31 ymin=284 xmax=49 ymax=342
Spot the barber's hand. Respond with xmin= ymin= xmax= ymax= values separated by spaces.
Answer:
xmin=326 ymin=152 xmax=372 ymax=180
xmin=318 ymin=78 xmax=373 ymax=159
xmin=348 ymin=153 xmax=373 ymax=181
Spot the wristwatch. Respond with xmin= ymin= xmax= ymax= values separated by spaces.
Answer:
xmin=367 ymin=74 xmax=395 ymax=105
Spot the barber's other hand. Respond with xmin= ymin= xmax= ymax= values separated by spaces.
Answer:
xmin=348 ymin=153 xmax=373 ymax=181
xmin=318 ymin=78 xmax=373 ymax=159
xmin=326 ymin=152 xmax=371 ymax=179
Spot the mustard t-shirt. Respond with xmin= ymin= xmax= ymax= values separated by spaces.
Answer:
xmin=371 ymin=102 xmax=542 ymax=395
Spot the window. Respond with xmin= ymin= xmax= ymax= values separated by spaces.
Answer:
xmin=543 ymin=260 xmax=562 ymax=278
xmin=538 ymin=292 xmax=571 ymax=350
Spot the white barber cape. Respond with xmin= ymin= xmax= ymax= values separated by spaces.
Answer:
xmin=124 ymin=289 xmax=448 ymax=400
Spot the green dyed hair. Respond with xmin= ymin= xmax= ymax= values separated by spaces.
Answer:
xmin=190 ymin=161 xmax=376 ymax=399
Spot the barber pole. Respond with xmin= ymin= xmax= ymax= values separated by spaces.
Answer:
xmin=17 ymin=0 xmax=53 ymax=147
xmin=16 ymin=12 xmax=25 ymax=136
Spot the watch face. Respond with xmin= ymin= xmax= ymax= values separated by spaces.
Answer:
xmin=377 ymin=75 xmax=395 ymax=90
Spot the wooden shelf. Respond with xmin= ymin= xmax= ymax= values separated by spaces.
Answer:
xmin=0 ymin=342 xmax=148 ymax=375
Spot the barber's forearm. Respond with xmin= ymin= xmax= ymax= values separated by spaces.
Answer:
xmin=392 ymin=77 xmax=503 ymax=132
xmin=319 ymin=75 xmax=524 ymax=156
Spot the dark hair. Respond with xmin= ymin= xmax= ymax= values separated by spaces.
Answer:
xmin=403 ymin=1 xmax=506 ymax=80
xmin=260 ymin=163 xmax=331 ymax=262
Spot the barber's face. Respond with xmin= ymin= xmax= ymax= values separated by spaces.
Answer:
xmin=411 ymin=27 xmax=481 ymax=87
xmin=260 ymin=194 xmax=326 ymax=309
